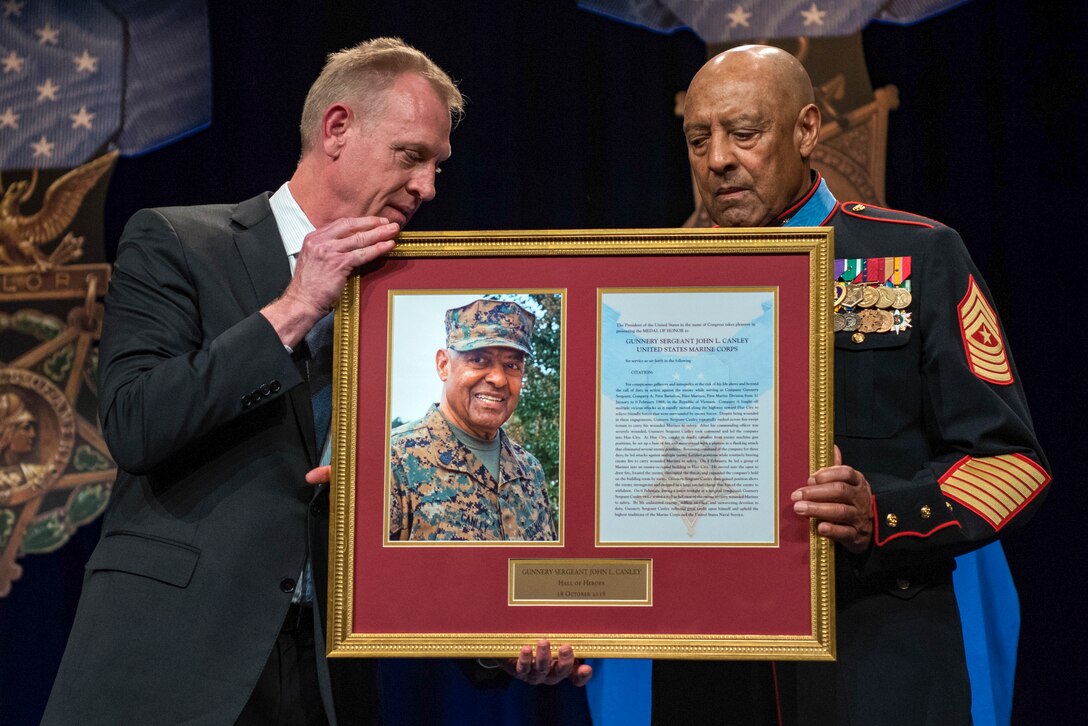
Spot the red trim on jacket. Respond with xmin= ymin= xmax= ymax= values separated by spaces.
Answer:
xmin=938 ymin=453 xmax=1051 ymax=532
xmin=871 ymin=494 xmax=963 ymax=546
xmin=839 ymin=202 xmax=940 ymax=229
xmin=774 ymin=171 xmax=822 ymax=224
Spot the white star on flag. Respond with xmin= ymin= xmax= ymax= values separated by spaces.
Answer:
xmin=70 ymin=105 xmax=94 ymax=129
xmin=31 ymin=135 xmax=55 ymax=158
xmin=73 ymin=50 xmax=99 ymax=73
xmin=37 ymin=78 xmax=60 ymax=101
xmin=801 ymin=3 xmax=827 ymax=26
xmin=2 ymin=50 xmax=25 ymax=74
xmin=1 ymin=0 xmax=24 ymax=18
xmin=0 ymin=107 xmax=19 ymax=128
xmin=37 ymin=22 xmax=61 ymax=45
xmin=727 ymin=5 xmax=752 ymax=28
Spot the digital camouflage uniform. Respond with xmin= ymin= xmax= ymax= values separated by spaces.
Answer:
xmin=389 ymin=404 xmax=556 ymax=541
xmin=389 ymin=298 xmax=555 ymax=542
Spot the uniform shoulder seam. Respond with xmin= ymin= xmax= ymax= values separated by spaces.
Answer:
xmin=839 ymin=202 xmax=940 ymax=229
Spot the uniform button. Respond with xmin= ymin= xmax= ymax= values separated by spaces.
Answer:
xmin=270 ymin=380 xmax=282 ymax=393
xmin=852 ymin=332 xmax=865 ymax=344
xmin=852 ymin=204 xmax=866 ymax=212
xmin=895 ymin=578 xmax=911 ymax=591
xmin=260 ymin=383 xmax=271 ymax=396
xmin=946 ymin=501 xmax=954 ymax=513
xmin=280 ymin=577 xmax=296 ymax=593
xmin=885 ymin=513 xmax=899 ymax=528
xmin=920 ymin=505 xmax=932 ymax=519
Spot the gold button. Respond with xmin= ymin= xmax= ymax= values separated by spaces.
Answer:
xmin=946 ymin=501 xmax=954 ymax=513
xmin=852 ymin=204 xmax=866 ymax=212
xmin=852 ymin=332 xmax=866 ymax=344
xmin=920 ymin=505 xmax=932 ymax=519
xmin=895 ymin=578 xmax=911 ymax=590
xmin=885 ymin=513 xmax=898 ymax=528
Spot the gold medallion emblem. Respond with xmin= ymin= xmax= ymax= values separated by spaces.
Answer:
xmin=859 ymin=286 xmax=880 ymax=308
xmin=876 ymin=310 xmax=894 ymax=333
xmin=858 ymin=309 xmax=882 ymax=333
xmin=1 ymin=151 xmax=118 ymax=596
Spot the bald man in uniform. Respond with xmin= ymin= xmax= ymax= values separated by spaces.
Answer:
xmin=652 ymin=45 xmax=1049 ymax=725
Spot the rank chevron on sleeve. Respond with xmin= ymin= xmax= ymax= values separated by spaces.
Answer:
xmin=938 ymin=454 xmax=1050 ymax=530
xmin=957 ymin=274 xmax=1012 ymax=385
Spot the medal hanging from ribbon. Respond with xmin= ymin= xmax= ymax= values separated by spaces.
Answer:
xmin=833 ymin=256 xmax=913 ymax=340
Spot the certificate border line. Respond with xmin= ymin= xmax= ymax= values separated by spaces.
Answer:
xmin=594 ymin=286 xmax=780 ymax=548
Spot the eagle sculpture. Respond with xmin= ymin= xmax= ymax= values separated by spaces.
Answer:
xmin=0 ymin=149 xmax=118 ymax=270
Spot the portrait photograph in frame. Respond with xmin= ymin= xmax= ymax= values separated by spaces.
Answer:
xmin=326 ymin=228 xmax=835 ymax=661
xmin=385 ymin=291 xmax=565 ymax=544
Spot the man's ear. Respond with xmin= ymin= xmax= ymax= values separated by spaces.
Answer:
xmin=796 ymin=103 xmax=821 ymax=158
xmin=321 ymin=103 xmax=353 ymax=159
xmin=436 ymin=348 xmax=450 ymax=382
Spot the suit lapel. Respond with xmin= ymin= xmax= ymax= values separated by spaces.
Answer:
xmin=231 ymin=193 xmax=319 ymax=465
xmin=232 ymin=193 xmax=292 ymax=308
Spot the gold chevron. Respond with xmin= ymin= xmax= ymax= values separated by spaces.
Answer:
xmin=958 ymin=275 xmax=1012 ymax=385
xmin=939 ymin=454 xmax=1049 ymax=530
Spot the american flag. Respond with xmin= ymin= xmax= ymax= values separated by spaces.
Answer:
xmin=0 ymin=0 xmax=210 ymax=169
xmin=579 ymin=0 xmax=970 ymax=43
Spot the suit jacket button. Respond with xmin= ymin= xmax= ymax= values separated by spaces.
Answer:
xmin=280 ymin=577 xmax=296 ymax=593
xmin=311 ymin=500 xmax=325 ymax=515
xmin=260 ymin=383 xmax=272 ymax=396
xmin=895 ymin=578 xmax=911 ymax=591
xmin=252 ymin=388 xmax=263 ymax=400
xmin=270 ymin=380 xmax=282 ymax=393
xmin=241 ymin=394 xmax=253 ymax=408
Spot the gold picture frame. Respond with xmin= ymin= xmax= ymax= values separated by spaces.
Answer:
xmin=327 ymin=227 xmax=834 ymax=660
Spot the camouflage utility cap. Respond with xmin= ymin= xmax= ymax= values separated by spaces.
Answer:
xmin=445 ymin=299 xmax=535 ymax=356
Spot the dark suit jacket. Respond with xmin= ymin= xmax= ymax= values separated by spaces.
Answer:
xmin=43 ymin=194 xmax=378 ymax=725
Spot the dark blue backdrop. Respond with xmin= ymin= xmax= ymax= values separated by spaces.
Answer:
xmin=3 ymin=2 xmax=1085 ymax=724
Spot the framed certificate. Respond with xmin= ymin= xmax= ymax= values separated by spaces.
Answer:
xmin=327 ymin=228 xmax=835 ymax=660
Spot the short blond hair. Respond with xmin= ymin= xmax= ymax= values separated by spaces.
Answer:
xmin=299 ymin=37 xmax=463 ymax=153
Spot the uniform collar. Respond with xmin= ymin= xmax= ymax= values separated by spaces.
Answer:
xmin=776 ymin=171 xmax=838 ymax=227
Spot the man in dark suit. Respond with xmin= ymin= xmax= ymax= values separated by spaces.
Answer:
xmin=44 ymin=37 xmax=586 ymax=726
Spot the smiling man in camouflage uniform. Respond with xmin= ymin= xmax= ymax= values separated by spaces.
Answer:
xmin=389 ymin=299 xmax=557 ymax=541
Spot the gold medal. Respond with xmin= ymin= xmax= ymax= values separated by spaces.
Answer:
xmin=892 ymin=288 xmax=912 ymax=309
xmin=833 ymin=313 xmax=846 ymax=332
xmin=877 ymin=310 xmax=894 ymax=333
xmin=858 ymin=309 xmax=882 ymax=333
xmin=876 ymin=286 xmax=896 ymax=309
xmin=841 ymin=312 xmax=861 ymax=331
xmin=859 ymin=286 xmax=880 ymax=308
xmin=843 ymin=284 xmax=865 ymax=307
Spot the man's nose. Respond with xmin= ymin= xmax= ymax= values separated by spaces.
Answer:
xmin=408 ymin=167 xmax=437 ymax=201
xmin=483 ymin=362 xmax=508 ymax=386
xmin=707 ymin=133 xmax=736 ymax=174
